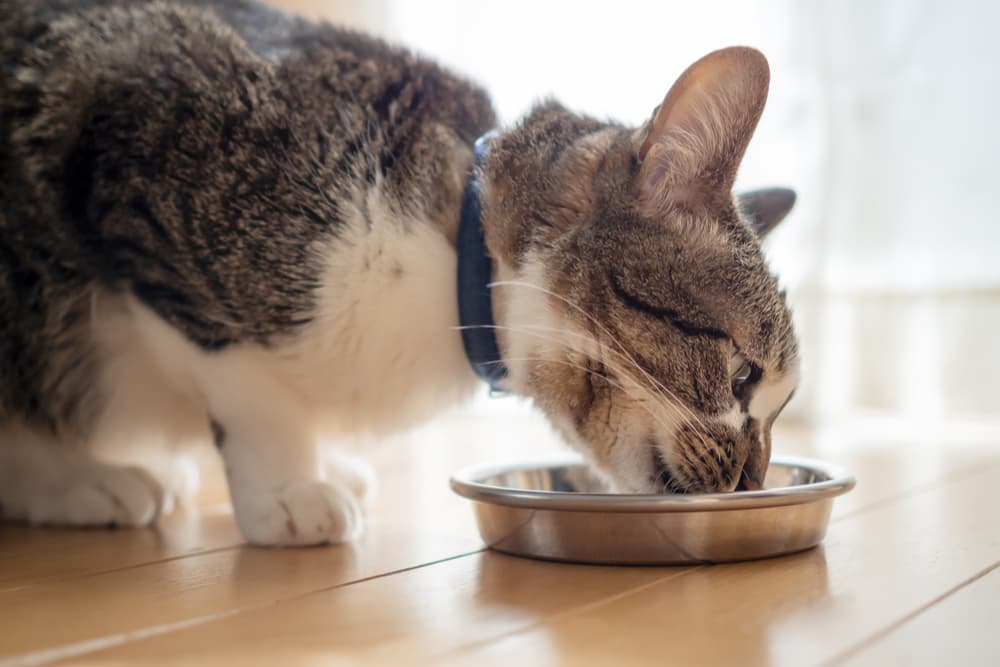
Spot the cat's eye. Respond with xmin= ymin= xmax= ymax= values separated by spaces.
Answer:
xmin=730 ymin=353 xmax=752 ymax=385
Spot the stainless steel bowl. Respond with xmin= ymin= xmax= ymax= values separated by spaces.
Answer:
xmin=450 ymin=456 xmax=855 ymax=565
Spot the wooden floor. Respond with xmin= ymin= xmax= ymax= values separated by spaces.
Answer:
xmin=2 ymin=413 xmax=999 ymax=666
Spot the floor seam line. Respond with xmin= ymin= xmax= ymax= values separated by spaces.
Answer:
xmin=0 ymin=543 xmax=246 ymax=594
xmin=439 ymin=565 xmax=704 ymax=661
xmin=830 ymin=459 xmax=1000 ymax=524
xmin=5 ymin=547 xmax=486 ymax=667
xmin=821 ymin=559 xmax=1000 ymax=667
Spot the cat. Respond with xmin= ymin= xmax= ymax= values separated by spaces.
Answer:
xmin=0 ymin=0 xmax=799 ymax=546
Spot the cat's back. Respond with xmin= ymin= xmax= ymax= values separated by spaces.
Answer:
xmin=0 ymin=0 xmax=495 ymax=264
xmin=1 ymin=0 xmax=493 ymax=133
xmin=2 ymin=0 xmax=392 ymax=64
xmin=1 ymin=0 xmax=495 ymax=347
xmin=2 ymin=0 xmax=494 ymax=223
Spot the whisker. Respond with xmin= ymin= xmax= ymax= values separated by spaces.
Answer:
xmin=488 ymin=281 xmax=716 ymax=446
xmin=483 ymin=355 xmax=680 ymax=439
xmin=472 ymin=317 xmax=719 ymax=488
xmin=498 ymin=330 xmax=719 ymax=481
xmin=463 ymin=314 xmax=712 ymax=449
xmin=464 ymin=321 xmax=691 ymax=441
xmin=460 ymin=321 xmax=706 ymax=447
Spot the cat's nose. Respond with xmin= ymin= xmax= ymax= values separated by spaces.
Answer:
xmin=737 ymin=426 xmax=772 ymax=491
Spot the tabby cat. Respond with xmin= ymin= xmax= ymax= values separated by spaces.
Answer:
xmin=0 ymin=0 xmax=798 ymax=545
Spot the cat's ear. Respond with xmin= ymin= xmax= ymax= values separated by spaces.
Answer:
xmin=635 ymin=47 xmax=770 ymax=216
xmin=737 ymin=187 xmax=796 ymax=237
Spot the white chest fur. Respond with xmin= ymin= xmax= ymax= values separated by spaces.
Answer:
xmin=287 ymin=187 xmax=479 ymax=437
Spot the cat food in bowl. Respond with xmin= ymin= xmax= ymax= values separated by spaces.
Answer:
xmin=450 ymin=455 xmax=855 ymax=565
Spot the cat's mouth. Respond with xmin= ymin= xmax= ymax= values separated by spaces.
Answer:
xmin=648 ymin=443 xmax=761 ymax=494
xmin=736 ymin=468 xmax=763 ymax=491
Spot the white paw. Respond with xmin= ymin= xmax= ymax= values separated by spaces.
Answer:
xmin=234 ymin=480 xmax=362 ymax=547
xmin=25 ymin=465 xmax=164 ymax=527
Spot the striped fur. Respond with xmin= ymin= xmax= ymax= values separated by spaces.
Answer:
xmin=1 ymin=2 xmax=797 ymax=543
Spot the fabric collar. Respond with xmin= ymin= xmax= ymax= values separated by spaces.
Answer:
xmin=456 ymin=131 xmax=508 ymax=393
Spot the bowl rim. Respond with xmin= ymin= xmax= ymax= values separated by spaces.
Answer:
xmin=450 ymin=455 xmax=856 ymax=513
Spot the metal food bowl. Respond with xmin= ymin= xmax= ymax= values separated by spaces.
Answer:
xmin=450 ymin=456 xmax=855 ymax=565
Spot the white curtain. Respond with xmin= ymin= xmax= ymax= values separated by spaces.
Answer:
xmin=274 ymin=0 xmax=1000 ymax=427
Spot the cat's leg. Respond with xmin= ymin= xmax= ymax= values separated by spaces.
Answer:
xmin=323 ymin=447 xmax=377 ymax=509
xmin=0 ymin=421 xmax=165 ymax=527
xmin=84 ymin=302 xmax=212 ymax=516
xmin=205 ymin=364 xmax=362 ymax=547
xmin=90 ymin=443 xmax=201 ymax=516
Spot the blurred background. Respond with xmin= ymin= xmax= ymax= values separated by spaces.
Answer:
xmin=272 ymin=0 xmax=1000 ymax=442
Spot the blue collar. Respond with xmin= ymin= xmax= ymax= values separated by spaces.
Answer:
xmin=457 ymin=131 xmax=508 ymax=392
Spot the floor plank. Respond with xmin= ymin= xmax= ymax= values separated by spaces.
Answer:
xmin=0 ymin=507 xmax=243 ymax=594
xmin=834 ymin=562 xmax=1000 ymax=666
xmin=58 ymin=553 xmax=688 ymax=666
xmin=35 ymin=444 xmax=1000 ymax=666
xmin=0 ymin=520 xmax=482 ymax=661
xmin=819 ymin=442 xmax=992 ymax=520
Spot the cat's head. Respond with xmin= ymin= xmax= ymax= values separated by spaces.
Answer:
xmin=483 ymin=47 xmax=798 ymax=493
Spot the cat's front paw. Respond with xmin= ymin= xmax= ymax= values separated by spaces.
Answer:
xmin=233 ymin=480 xmax=362 ymax=547
xmin=6 ymin=464 xmax=165 ymax=527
